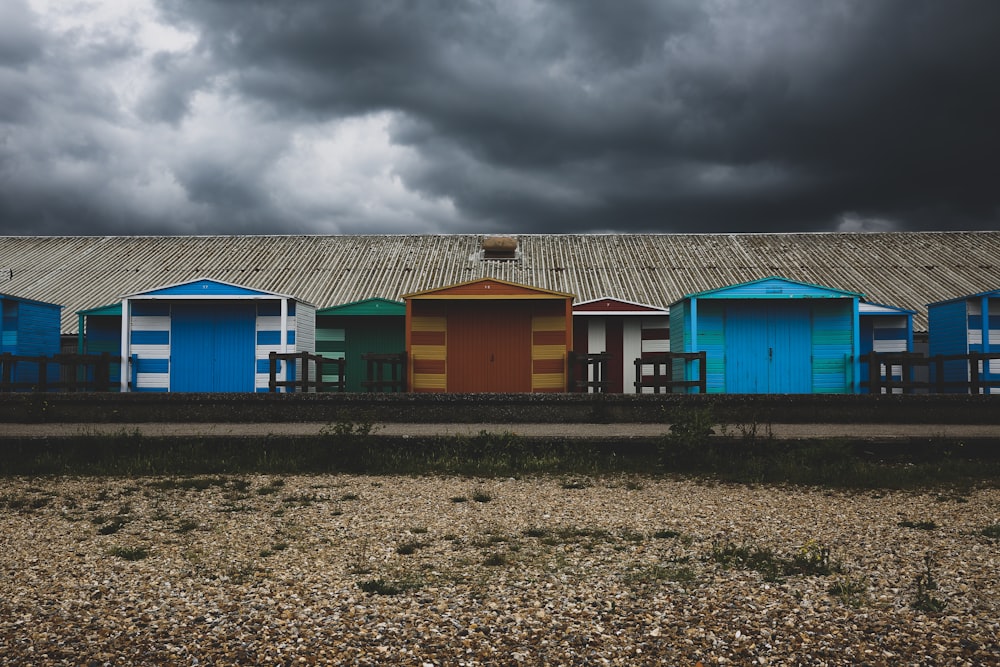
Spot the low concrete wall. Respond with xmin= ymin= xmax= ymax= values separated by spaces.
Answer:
xmin=2 ymin=392 xmax=999 ymax=424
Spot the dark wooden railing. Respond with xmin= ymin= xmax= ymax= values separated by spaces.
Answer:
xmin=568 ymin=351 xmax=610 ymax=393
xmin=361 ymin=352 xmax=407 ymax=392
xmin=268 ymin=351 xmax=345 ymax=392
xmin=634 ymin=352 xmax=707 ymax=394
xmin=0 ymin=352 xmax=118 ymax=392
xmin=865 ymin=351 xmax=1000 ymax=394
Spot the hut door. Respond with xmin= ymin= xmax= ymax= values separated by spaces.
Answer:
xmin=170 ymin=302 xmax=256 ymax=392
xmin=725 ymin=302 xmax=811 ymax=393
xmin=447 ymin=302 xmax=532 ymax=392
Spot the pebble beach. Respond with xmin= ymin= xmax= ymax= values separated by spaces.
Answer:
xmin=2 ymin=475 xmax=998 ymax=665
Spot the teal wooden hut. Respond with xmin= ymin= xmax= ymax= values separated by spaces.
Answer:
xmin=77 ymin=302 xmax=123 ymax=389
xmin=315 ymin=298 xmax=405 ymax=391
xmin=669 ymin=276 xmax=862 ymax=394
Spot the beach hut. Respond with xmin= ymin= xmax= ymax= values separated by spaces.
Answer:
xmin=669 ymin=276 xmax=862 ymax=394
xmin=76 ymin=302 xmax=124 ymax=389
xmin=572 ymin=297 xmax=669 ymax=393
xmin=315 ymin=298 xmax=406 ymax=391
xmin=119 ymin=278 xmax=314 ymax=392
xmin=927 ymin=287 xmax=1000 ymax=393
xmin=859 ymin=301 xmax=915 ymax=393
xmin=403 ymin=278 xmax=573 ymax=393
xmin=1 ymin=293 xmax=62 ymax=387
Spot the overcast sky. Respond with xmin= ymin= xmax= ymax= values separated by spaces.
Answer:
xmin=2 ymin=0 xmax=999 ymax=237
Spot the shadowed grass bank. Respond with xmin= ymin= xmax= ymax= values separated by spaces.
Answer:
xmin=2 ymin=429 xmax=999 ymax=488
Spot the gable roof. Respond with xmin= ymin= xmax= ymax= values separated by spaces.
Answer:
xmin=2 ymin=232 xmax=999 ymax=334
xmin=123 ymin=277 xmax=297 ymax=300
xmin=573 ymin=296 xmax=669 ymax=315
xmin=927 ymin=287 xmax=1000 ymax=308
xmin=675 ymin=276 xmax=863 ymax=304
xmin=402 ymin=277 xmax=574 ymax=300
xmin=316 ymin=297 xmax=405 ymax=316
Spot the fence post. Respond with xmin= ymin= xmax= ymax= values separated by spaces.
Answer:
xmin=867 ymin=352 xmax=879 ymax=394
xmin=269 ymin=351 xmax=278 ymax=392
xmin=969 ymin=353 xmax=981 ymax=395
xmin=697 ymin=351 xmax=707 ymax=394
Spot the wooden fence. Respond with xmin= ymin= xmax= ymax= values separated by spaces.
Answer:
xmin=633 ymin=352 xmax=707 ymax=394
xmin=865 ymin=351 xmax=1000 ymax=394
xmin=568 ymin=352 xmax=610 ymax=393
xmin=268 ymin=352 xmax=346 ymax=393
xmin=0 ymin=352 xmax=118 ymax=392
xmin=361 ymin=352 xmax=407 ymax=392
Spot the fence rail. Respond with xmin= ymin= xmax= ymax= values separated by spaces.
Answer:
xmin=361 ymin=352 xmax=407 ymax=392
xmin=0 ymin=352 xmax=118 ymax=392
xmin=268 ymin=352 xmax=346 ymax=393
xmin=567 ymin=352 xmax=610 ymax=393
xmin=633 ymin=352 xmax=707 ymax=394
xmin=865 ymin=351 xmax=1000 ymax=394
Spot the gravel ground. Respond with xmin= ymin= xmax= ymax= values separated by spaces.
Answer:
xmin=2 ymin=475 xmax=998 ymax=665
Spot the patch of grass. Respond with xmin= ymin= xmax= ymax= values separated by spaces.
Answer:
xmin=828 ymin=576 xmax=869 ymax=608
xmin=709 ymin=540 xmax=785 ymax=582
xmin=898 ymin=520 xmax=938 ymax=531
xmin=395 ymin=541 xmax=428 ymax=555
xmin=653 ymin=529 xmax=681 ymax=539
xmin=97 ymin=519 xmax=126 ymax=535
xmin=471 ymin=490 xmax=493 ymax=503
xmin=522 ymin=527 xmax=550 ymax=538
xmin=483 ymin=552 xmax=508 ymax=567
xmin=450 ymin=495 xmax=468 ymax=503
xmin=411 ymin=527 xmax=429 ymax=535
xmin=357 ymin=578 xmax=418 ymax=596
xmin=176 ymin=519 xmax=199 ymax=533
xmin=912 ymin=555 xmax=946 ymax=613
xmin=109 ymin=546 xmax=148 ymax=561
xmin=340 ymin=493 xmax=360 ymax=501
xmin=979 ymin=523 xmax=1000 ymax=539
xmin=560 ymin=478 xmax=592 ymax=490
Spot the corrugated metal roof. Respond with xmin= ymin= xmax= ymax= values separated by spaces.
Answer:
xmin=2 ymin=232 xmax=999 ymax=334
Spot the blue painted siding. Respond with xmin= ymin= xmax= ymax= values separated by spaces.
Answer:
xmin=130 ymin=330 xmax=169 ymax=345
xmin=723 ymin=301 xmax=813 ymax=393
xmin=1 ymin=296 xmax=62 ymax=386
xmin=669 ymin=301 xmax=688 ymax=385
xmin=928 ymin=300 xmax=970 ymax=391
xmin=170 ymin=302 xmax=256 ymax=392
xmin=697 ymin=302 xmax=726 ymax=393
xmin=811 ymin=301 xmax=853 ymax=393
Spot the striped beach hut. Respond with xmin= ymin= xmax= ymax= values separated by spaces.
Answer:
xmin=670 ymin=276 xmax=862 ymax=394
xmin=1 ymin=293 xmax=62 ymax=387
xmin=403 ymin=278 xmax=573 ymax=393
xmin=119 ymin=278 xmax=315 ymax=392
xmin=928 ymin=287 xmax=1000 ymax=393
xmin=859 ymin=301 xmax=915 ymax=393
xmin=315 ymin=298 xmax=406 ymax=391
xmin=572 ymin=297 xmax=669 ymax=393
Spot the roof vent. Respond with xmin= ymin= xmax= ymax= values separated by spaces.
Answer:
xmin=481 ymin=236 xmax=518 ymax=260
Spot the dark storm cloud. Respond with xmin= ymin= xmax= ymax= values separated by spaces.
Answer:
xmin=1 ymin=0 xmax=999 ymax=235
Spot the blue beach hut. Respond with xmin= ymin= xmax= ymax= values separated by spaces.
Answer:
xmin=1 ymin=293 xmax=62 ymax=387
xmin=119 ymin=278 xmax=315 ymax=392
xmin=669 ymin=276 xmax=862 ymax=394
xmin=927 ymin=287 xmax=1000 ymax=394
